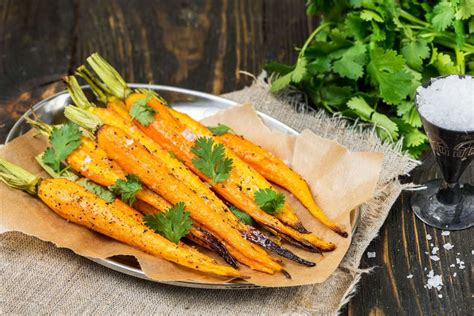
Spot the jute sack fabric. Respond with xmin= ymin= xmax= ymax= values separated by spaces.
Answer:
xmin=0 ymin=80 xmax=418 ymax=315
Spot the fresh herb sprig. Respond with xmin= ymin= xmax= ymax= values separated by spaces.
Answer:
xmin=266 ymin=0 xmax=474 ymax=157
xmin=191 ymin=137 xmax=233 ymax=183
xmin=254 ymin=188 xmax=285 ymax=214
xmin=78 ymin=179 xmax=116 ymax=203
xmin=109 ymin=174 xmax=142 ymax=205
xmin=207 ymin=123 xmax=233 ymax=136
xmin=229 ymin=205 xmax=254 ymax=225
xmin=143 ymin=202 xmax=193 ymax=244
xmin=129 ymin=95 xmax=156 ymax=126
xmin=42 ymin=122 xmax=82 ymax=173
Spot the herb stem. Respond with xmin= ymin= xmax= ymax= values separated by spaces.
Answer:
xmin=299 ymin=22 xmax=334 ymax=56
xmin=399 ymin=10 xmax=430 ymax=27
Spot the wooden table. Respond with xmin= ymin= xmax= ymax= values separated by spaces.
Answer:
xmin=1 ymin=1 xmax=471 ymax=314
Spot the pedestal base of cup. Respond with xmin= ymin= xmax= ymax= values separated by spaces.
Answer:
xmin=411 ymin=179 xmax=474 ymax=230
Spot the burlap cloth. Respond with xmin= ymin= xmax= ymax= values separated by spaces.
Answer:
xmin=0 ymin=79 xmax=418 ymax=315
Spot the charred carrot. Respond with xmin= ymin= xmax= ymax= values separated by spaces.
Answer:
xmin=134 ymin=199 xmax=238 ymax=268
xmin=217 ymin=133 xmax=348 ymax=237
xmin=65 ymin=77 xmax=316 ymax=266
xmin=96 ymin=125 xmax=283 ymax=273
xmin=27 ymin=119 xmax=239 ymax=266
xmin=0 ymin=159 xmax=241 ymax=278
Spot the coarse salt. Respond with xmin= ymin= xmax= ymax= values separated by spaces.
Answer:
xmin=438 ymin=294 xmax=443 ymax=298
xmin=432 ymin=246 xmax=439 ymax=255
xmin=443 ymin=243 xmax=454 ymax=250
xmin=416 ymin=75 xmax=474 ymax=131
xmin=426 ymin=270 xmax=443 ymax=290
xmin=430 ymin=255 xmax=440 ymax=261
xmin=453 ymin=272 xmax=457 ymax=277
xmin=426 ymin=234 xmax=432 ymax=240
xmin=83 ymin=155 xmax=92 ymax=164
xmin=125 ymin=139 xmax=134 ymax=146
xmin=441 ymin=231 xmax=450 ymax=236
xmin=181 ymin=129 xmax=196 ymax=142
xmin=367 ymin=252 xmax=376 ymax=258
xmin=406 ymin=274 xmax=413 ymax=279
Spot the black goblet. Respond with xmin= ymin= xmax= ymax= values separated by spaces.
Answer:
xmin=411 ymin=75 xmax=474 ymax=230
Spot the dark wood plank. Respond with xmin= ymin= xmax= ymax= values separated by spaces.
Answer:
xmin=0 ymin=0 xmax=75 ymax=142
xmin=347 ymin=153 xmax=473 ymax=315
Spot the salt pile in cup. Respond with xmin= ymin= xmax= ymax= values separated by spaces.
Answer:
xmin=416 ymin=75 xmax=474 ymax=131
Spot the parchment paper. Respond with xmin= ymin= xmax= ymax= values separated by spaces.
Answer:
xmin=0 ymin=104 xmax=383 ymax=287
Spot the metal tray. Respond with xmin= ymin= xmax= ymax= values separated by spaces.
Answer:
xmin=6 ymin=84 xmax=360 ymax=289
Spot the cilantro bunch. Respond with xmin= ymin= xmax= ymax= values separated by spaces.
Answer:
xmin=266 ymin=0 xmax=474 ymax=157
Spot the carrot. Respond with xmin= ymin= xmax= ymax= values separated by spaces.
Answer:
xmin=96 ymin=125 xmax=283 ymax=273
xmin=0 ymin=159 xmax=241 ymax=278
xmin=27 ymin=118 xmax=241 ymax=267
xmin=134 ymin=199 xmax=239 ymax=268
xmin=158 ymin=105 xmax=307 ymax=232
xmin=217 ymin=133 xmax=348 ymax=237
xmin=64 ymin=76 xmax=317 ymax=266
xmin=122 ymin=93 xmax=335 ymax=251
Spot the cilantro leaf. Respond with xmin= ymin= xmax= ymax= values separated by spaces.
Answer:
xmin=143 ymin=202 xmax=192 ymax=244
xmin=344 ymin=13 xmax=367 ymax=40
xmin=229 ymin=206 xmax=254 ymax=225
xmin=270 ymin=57 xmax=308 ymax=92
xmin=431 ymin=1 xmax=455 ymax=31
xmin=367 ymin=48 xmax=414 ymax=104
xmin=455 ymin=0 xmax=474 ymax=20
xmin=129 ymin=95 xmax=156 ymax=126
xmin=347 ymin=96 xmax=399 ymax=140
xmin=332 ymin=43 xmax=367 ymax=80
xmin=401 ymin=38 xmax=430 ymax=71
xmin=78 ymin=179 xmax=115 ymax=203
xmin=42 ymin=123 xmax=82 ymax=173
xmin=207 ymin=123 xmax=232 ymax=136
xmin=254 ymin=188 xmax=285 ymax=214
xmin=191 ymin=137 xmax=233 ymax=183
xmin=360 ymin=9 xmax=384 ymax=23
xmin=109 ymin=174 xmax=142 ymax=205
xmin=394 ymin=119 xmax=428 ymax=148
xmin=432 ymin=50 xmax=458 ymax=75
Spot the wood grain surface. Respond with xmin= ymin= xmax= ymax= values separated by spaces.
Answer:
xmin=0 ymin=1 xmax=472 ymax=315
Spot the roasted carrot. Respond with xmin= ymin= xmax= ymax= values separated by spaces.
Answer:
xmin=27 ymin=118 xmax=240 ymax=267
xmin=64 ymin=77 xmax=317 ymax=266
xmin=217 ymin=133 xmax=348 ymax=237
xmin=0 ymin=159 xmax=241 ymax=278
xmin=121 ymin=93 xmax=334 ymax=251
xmin=134 ymin=199 xmax=238 ymax=268
xmin=96 ymin=125 xmax=284 ymax=273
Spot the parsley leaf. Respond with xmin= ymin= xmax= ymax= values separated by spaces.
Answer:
xmin=207 ymin=123 xmax=232 ymax=136
xmin=143 ymin=202 xmax=192 ymax=244
xmin=191 ymin=137 xmax=233 ymax=183
xmin=254 ymin=188 xmax=285 ymax=214
xmin=332 ymin=42 xmax=367 ymax=80
xmin=401 ymin=38 xmax=430 ymax=71
xmin=109 ymin=174 xmax=142 ymax=205
xmin=455 ymin=0 xmax=474 ymax=20
xmin=78 ymin=179 xmax=116 ymax=203
xmin=367 ymin=48 xmax=414 ymax=105
xmin=431 ymin=1 xmax=455 ymax=31
xmin=229 ymin=206 xmax=254 ymax=225
xmin=42 ymin=123 xmax=82 ymax=173
xmin=129 ymin=95 xmax=156 ymax=126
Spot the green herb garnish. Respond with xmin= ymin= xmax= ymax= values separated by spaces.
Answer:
xmin=129 ymin=95 xmax=155 ymax=126
xmin=266 ymin=0 xmax=474 ymax=157
xmin=254 ymin=188 xmax=285 ymax=214
xmin=207 ymin=123 xmax=232 ymax=136
xmin=143 ymin=202 xmax=193 ymax=244
xmin=109 ymin=174 xmax=142 ymax=205
xmin=191 ymin=137 xmax=233 ymax=183
xmin=229 ymin=205 xmax=254 ymax=225
xmin=78 ymin=179 xmax=116 ymax=203
xmin=42 ymin=122 xmax=82 ymax=173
